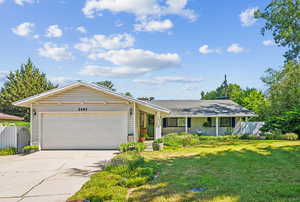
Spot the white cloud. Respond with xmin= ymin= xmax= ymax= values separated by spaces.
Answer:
xmin=14 ymin=0 xmax=34 ymax=6
xmin=0 ymin=71 xmax=8 ymax=82
xmin=240 ymin=7 xmax=258 ymax=27
xmin=50 ymin=77 xmax=74 ymax=84
xmin=182 ymin=84 xmax=199 ymax=91
xmin=79 ymin=65 xmax=149 ymax=77
xmin=74 ymin=33 xmax=135 ymax=54
xmin=198 ymin=45 xmax=221 ymax=54
xmin=12 ymin=22 xmax=35 ymax=36
xmin=91 ymin=49 xmax=181 ymax=69
xmin=134 ymin=76 xmax=203 ymax=85
xmin=79 ymin=49 xmax=181 ymax=77
xmin=0 ymin=0 xmax=5 ymax=4
xmin=115 ymin=20 xmax=123 ymax=27
xmin=82 ymin=0 xmax=197 ymax=22
xmin=135 ymin=19 xmax=173 ymax=32
xmin=76 ymin=26 xmax=87 ymax=33
xmin=33 ymin=34 xmax=39 ymax=39
xmin=38 ymin=42 xmax=72 ymax=61
xmin=227 ymin=43 xmax=245 ymax=53
xmin=262 ymin=40 xmax=276 ymax=46
xmin=45 ymin=25 xmax=63 ymax=38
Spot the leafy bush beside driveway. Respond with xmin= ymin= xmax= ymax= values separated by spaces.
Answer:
xmin=68 ymin=152 xmax=156 ymax=201
xmin=0 ymin=147 xmax=16 ymax=156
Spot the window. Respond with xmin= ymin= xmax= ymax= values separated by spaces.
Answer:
xmin=167 ymin=118 xmax=177 ymax=127
xmin=220 ymin=117 xmax=232 ymax=127
xmin=177 ymin=118 xmax=186 ymax=127
xmin=207 ymin=117 xmax=234 ymax=127
xmin=164 ymin=118 xmax=190 ymax=127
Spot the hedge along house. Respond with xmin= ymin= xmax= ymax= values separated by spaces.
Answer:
xmin=13 ymin=81 xmax=169 ymax=150
xmin=150 ymin=100 xmax=257 ymax=136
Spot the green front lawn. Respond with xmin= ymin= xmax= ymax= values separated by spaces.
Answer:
xmin=129 ymin=140 xmax=300 ymax=202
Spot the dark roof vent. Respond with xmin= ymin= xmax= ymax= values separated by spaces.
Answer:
xmin=138 ymin=97 xmax=155 ymax=101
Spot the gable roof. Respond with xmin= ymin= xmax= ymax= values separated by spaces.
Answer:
xmin=0 ymin=113 xmax=24 ymax=121
xmin=13 ymin=81 xmax=170 ymax=113
xmin=150 ymin=99 xmax=257 ymax=117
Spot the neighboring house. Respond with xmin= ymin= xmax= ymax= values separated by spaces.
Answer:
xmin=0 ymin=113 xmax=24 ymax=122
xmin=13 ymin=81 xmax=256 ymax=150
xmin=150 ymin=100 xmax=257 ymax=136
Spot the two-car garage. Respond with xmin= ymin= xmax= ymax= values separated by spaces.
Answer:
xmin=41 ymin=112 xmax=128 ymax=150
xmin=13 ymin=81 xmax=168 ymax=150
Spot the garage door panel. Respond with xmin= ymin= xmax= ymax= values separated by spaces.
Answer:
xmin=41 ymin=112 xmax=127 ymax=149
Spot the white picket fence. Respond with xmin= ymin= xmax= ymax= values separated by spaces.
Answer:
xmin=0 ymin=126 xmax=30 ymax=152
xmin=233 ymin=122 xmax=265 ymax=135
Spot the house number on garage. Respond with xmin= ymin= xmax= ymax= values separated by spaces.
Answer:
xmin=78 ymin=107 xmax=88 ymax=111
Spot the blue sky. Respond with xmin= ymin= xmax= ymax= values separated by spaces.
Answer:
xmin=0 ymin=0 xmax=285 ymax=99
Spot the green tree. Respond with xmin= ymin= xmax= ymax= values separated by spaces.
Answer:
xmin=95 ymin=80 xmax=116 ymax=91
xmin=124 ymin=92 xmax=133 ymax=97
xmin=255 ymin=0 xmax=300 ymax=61
xmin=201 ymin=76 xmax=269 ymax=120
xmin=262 ymin=60 xmax=300 ymax=114
xmin=0 ymin=59 xmax=57 ymax=120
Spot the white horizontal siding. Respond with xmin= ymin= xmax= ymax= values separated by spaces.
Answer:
xmin=38 ymin=86 xmax=123 ymax=103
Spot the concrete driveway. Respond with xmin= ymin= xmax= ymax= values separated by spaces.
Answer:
xmin=0 ymin=150 xmax=117 ymax=202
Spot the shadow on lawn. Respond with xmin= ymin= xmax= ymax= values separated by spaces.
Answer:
xmin=129 ymin=144 xmax=300 ymax=202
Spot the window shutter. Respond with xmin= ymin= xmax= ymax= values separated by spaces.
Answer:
xmin=231 ymin=117 xmax=236 ymax=128
xmin=163 ymin=118 xmax=167 ymax=128
xmin=207 ymin=117 xmax=212 ymax=127
xmin=188 ymin=118 xmax=191 ymax=128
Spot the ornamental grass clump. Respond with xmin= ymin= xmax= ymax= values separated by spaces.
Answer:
xmin=69 ymin=152 xmax=156 ymax=202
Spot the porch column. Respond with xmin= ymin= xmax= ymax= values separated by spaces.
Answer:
xmin=133 ymin=102 xmax=137 ymax=142
xmin=185 ymin=116 xmax=188 ymax=133
xmin=154 ymin=112 xmax=162 ymax=139
xmin=216 ymin=117 xmax=219 ymax=136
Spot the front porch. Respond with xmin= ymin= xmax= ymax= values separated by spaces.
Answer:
xmin=162 ymin=116 xmax=246 ymax=136
xmin=133 ymin=103 xmax=164 ymax=142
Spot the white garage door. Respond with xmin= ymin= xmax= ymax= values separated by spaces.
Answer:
xmin=41 ymin=112 xmax=128 ymax=150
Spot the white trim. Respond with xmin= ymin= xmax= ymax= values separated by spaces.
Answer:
xmin=13 ymin=81 xmax=170 ymax=114
xmin=38 ymin=112 xmax=42 ymax=150
xmin=30 ymin=104 xmax=33 ymax=145
xmin=133 ymin=102 xmax=136 ymax=142
xmin=216 ymin=117 xmax=219 ymax=136
xmin=185 ymin=116 xmax=188 ymax=133
xmin=165 ymin=115 xmax=257 ymax=118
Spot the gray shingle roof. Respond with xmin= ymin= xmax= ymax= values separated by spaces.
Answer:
xmin=150 ymin=100 xmax=257 ymax=117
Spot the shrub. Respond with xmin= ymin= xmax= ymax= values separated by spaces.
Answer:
xmin=153 ymin=138 xmax=163 ymax=143
xmin=136 ymin=167 xmax=154 ymax=177
xmin=23 ymin=145 xmax=39 ymax=153
xmin=119 ymin=142 xmax=145 ymax=152
xmin=125 ymin=176 xmax=149 ymax=187
xmin=198 ymin=135 xmax=239 ymax=141
xmin=69 ymin=185 xmax=127 ymax=201
xmin=261 ymin=107 xmax=300 ymax=135
xmin=69 ymin=152 xmax=156 ymax=201
xmin=163 ymin=133 xmax=200 ymax=147
xmin=0 ymin=147 xmax=17 ymax=156
xmin=281 ymin=133 xmax=298 ymax=140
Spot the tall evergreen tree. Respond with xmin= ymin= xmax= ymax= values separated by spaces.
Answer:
xmin=0 ymin=59 xmax=57 ymax=120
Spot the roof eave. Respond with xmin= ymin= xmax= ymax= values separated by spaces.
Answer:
xmin=12 ymin=81 xmax=170 ymax=114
